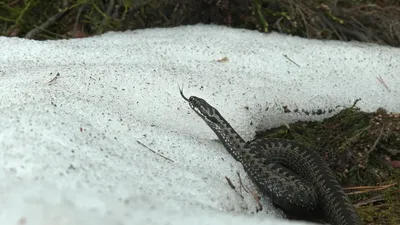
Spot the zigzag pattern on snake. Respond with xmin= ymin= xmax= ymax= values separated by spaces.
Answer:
xmin=180 ymin=88 xmax=361 ymax=225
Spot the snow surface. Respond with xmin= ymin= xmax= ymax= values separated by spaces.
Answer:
xmin=0 ymin=24 xmax=399 ymax=225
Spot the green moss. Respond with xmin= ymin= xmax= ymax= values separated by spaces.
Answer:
xmin=356 ymin=175 xmax=400 ymax=224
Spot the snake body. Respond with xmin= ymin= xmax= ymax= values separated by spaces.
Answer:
xmin=180 ymin=89 xmax=361 ymax=225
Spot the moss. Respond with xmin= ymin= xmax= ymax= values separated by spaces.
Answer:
xmin=356 ymin=175 xmax=400 ymax=224
xmin=254 ymin=102 xmax=400 ymax=224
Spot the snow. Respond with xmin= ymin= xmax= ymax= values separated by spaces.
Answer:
xmin=0 ymin=24 xmax=399 ymax=225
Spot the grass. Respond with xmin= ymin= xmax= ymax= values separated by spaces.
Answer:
xmin=0 ymin=0 xmax=399 ymax=46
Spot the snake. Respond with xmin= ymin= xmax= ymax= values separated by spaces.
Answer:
xmin=180 ymin=88 xmax=362 ymax=225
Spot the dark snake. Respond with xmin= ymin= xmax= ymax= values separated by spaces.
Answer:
xmin=180 ymin=88 xmax=361 ymax=225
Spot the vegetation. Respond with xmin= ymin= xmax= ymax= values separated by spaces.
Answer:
xmin=255 ymin=101 xmax=400 ymax=224
xmin=0 ymin=0 xmax=399 ymax=46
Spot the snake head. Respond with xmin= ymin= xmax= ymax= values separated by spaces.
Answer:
xmin=179 ymin=86 xmax=221 ymax=125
